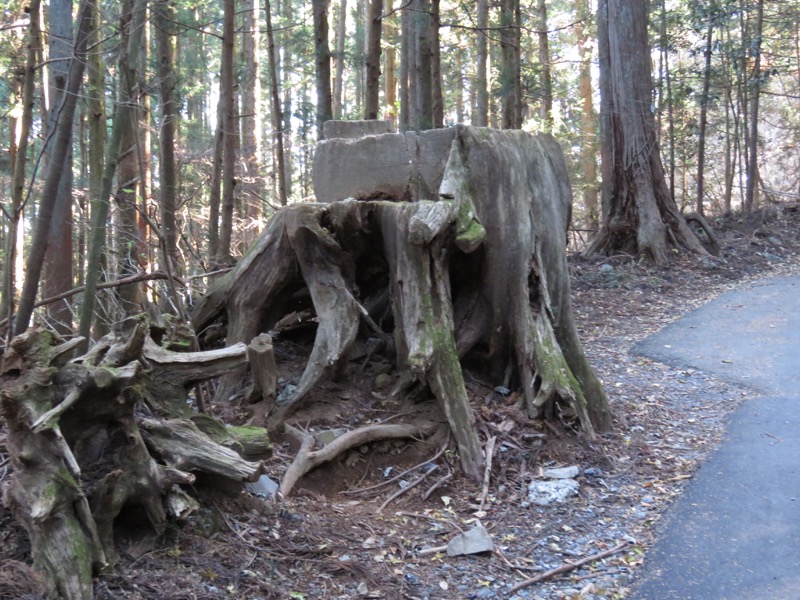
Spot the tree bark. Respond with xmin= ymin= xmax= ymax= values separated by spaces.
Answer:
xmin=2 ymin=0 xmax=40 ymax=329
xmin=575 ymin=0 xmax=598 ymax=228
xmin=42 ymin=0 xmax=74 ymax=334
xmin=217 ymin=0 xmax=237 ymax=263
xmin=585 ymin=0 xmax=711 ymax=266
xmin=155 ymin=0 xmax=180 ymax=278
xmin=194 ymin=126 xmax=611 ymax=482
xmin=266 ymin=0 xmax=288 ymax=206
xmin=14 ymin=0 xmax=92 ymax=336
xmin=333 ymin=0 xmax=347 ymax=119
xmin=536 ymin=0 xmax=552 ymax=130
xmin=1 ymin=326 xmax=269 ymax=598
xmin=744 ymin=0 xmax=764 ymax=213
xmin=695 ymin=15 xmax=714 ymax=218
xmin=314 ymin=0 xmax=333 ymax=136
xmin=364 ymin=0 xmax=383 ymax=120
xmin=475 ymin=0 xmax=489 ymax=126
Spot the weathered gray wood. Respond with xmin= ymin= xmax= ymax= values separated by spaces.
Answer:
xmin=246 ymin=333 xmax=278 ymax=404
xmin=192 ymin=125 xmax=610 ymax=483
xmin=1 ymin=326 xmax=269 ymax=597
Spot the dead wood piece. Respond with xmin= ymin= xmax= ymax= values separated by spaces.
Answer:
xmin=478 ymin=436 xmax=496 ymax=512
xmin=507 ymin=541 xmax=632 ymax=594
xmin=140 ymin=418 xmax=264 ymax=483
xmin=279 ymin=422 xmax=434 ymax=497
xmin=685 ymin=211 xmax=722 ymax=256
xmin=142 ymin=336 xmax=248 ymax=385
xmin=377 ymin=464 xmax=438 ymax=513
xmin=246 ymin=333 xmax=278 ymax=404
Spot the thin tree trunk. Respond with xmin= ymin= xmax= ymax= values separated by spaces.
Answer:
xmin=744 ymin=0 xmax=764 ymax=213
xmin=695 ymin=16 xmax=714 ymax=218
xmin=218 ymin=0 xmax=237 ymax=264
xmin=500 ymin=0 xmax=520 ymax=129
xmin=15 ymin=0 xmax=92 ymax=336
xmin=431 ymin=0 xmax=443 ymax=128
xmin=413 ymin=0 xmax=433 ymax=131
xmin=266 ymin=0 xmax=288 ymax=205
xmin=333 ymin=0 xmax=347 ymax=119
xmin=475 ymin=0 xmax=489 ymax=126
xmin=116 ymin=0 xmax=148 ymax=314
xmin=399 ymin=4 xmax=410 ymax=131
xmin=2 ymin=0 xmax=41 ymax=329
xmin=42 ymin=0 xmax=74 ymax=334
xmin=241 ymin=0 xmax=263 ymax=228
xmin=314 ymin=0 xmax=333 ymax=136
xmin=536 ymin=0 xmax=552 ymax=130
xmin=155 ymin=0 xmax=180 ymax=276
xmin=575 ymin=0 xmax=598 ymax=228
xmin=364 ymin=0 xmax=383 ymax=119
xmin=384 ymin=0 xmax=396 ymax=120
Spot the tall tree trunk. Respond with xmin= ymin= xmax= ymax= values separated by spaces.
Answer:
xmin=314 ymin=0 xmax=333 ymax=136
xmin=585 ymin=0 xmax=709 ymax=266
xmin=744 ymin=0 xmax=764 ymax=213
xmin=536 ymin=0 xmax=552 ymax=130
xmin=266 ymin=0 xmax=288 ymax=205
xmin=500 ymin=0 xmax=520 ymax=129
xmin=15 ymin=0 xmax=92 ymax=336
xmin=42 ymin=0 xmax=74 ymax=334
xmin=140 ymin=15 xmax=153 ymax=273
xmin=2 ymin=0 xmax=41 ymax=329
xmin=240 ymin=0 xmax=263 ymax=249
xmin=217 ymin=0 xmax=237 ymax=264
xmin=78 ymin=83 xmax=133 ymax=348
xmin=475 ymin=0 xmax=489 ymax=126
xmin=155 ymin=0 xmax=180 ymax=278
xmin=430 ymin=0 xmax=443 ymax=128
xmin=384 ymin=0 xmax=397 ymax=120
xmin=413 ymin=0 xmax=433 ymax=131
xmin=364 ymin=0 xmax=383 ymax=119
xmin=282 ymin=0 xmax=294 ymax=200
xmin=695 ymin=15 xmax=714 ymax=218
xmin=575 ymin=0 xmax=598 ymax=228
xmin=115 ymin=0 xmax=148 ymax=315
xmin=333 ymin=0 xmax=347 ymax=119
xmin=399 ymin=4 xmax=411 ymax=131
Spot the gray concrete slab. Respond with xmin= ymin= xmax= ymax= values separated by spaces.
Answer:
xmin=629 ymin=275 xmax=800 ymax=600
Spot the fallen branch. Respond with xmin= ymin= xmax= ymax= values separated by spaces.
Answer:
xmin=507 ymin=541 xmax=632 ymax=594
xmin=341 ymin=429 xmax=449 ymax=497
xmin=478 ymin=436 xmax=496 ymax=512
xmin=280 ymin=422 xmax=432 ymax=497
xmin=0 ymin=272 xmax=173 ymax=329
xmin=377 ymin=464 xmax=438 ymax=513
xmin=422 ymin=471 xmax=453 ymax=501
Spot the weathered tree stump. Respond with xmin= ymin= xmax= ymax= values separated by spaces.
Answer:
xmin=0 ymin=325 xmax=270 ymax=599
xmin=192 ymin=125 xmax=610 ymax=482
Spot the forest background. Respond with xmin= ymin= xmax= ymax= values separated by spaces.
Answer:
xmin=0 ymin=0 xmax=795 ymax=347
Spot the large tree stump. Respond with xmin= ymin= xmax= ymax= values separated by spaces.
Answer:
xmin=192 ymin=125 xmax=610 ymax=482
xmin=0 ymin=326 xmax=269 ymax=599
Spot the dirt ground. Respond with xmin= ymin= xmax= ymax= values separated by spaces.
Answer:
xmin=2 ymin=202 xmax=799 ymax=600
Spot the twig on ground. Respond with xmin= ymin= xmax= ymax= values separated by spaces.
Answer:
xmin=341 ymin=430 xmax=449 ymax=496
xmin=376 ymin=464 xmax=438 ymax=513
xmin=508 ymin=541 xmax=632 ymax=594
xmin=478 ymin=436 xmax=496 ymax=512
xmin=422 ymin=471 xmax=453 ymax=501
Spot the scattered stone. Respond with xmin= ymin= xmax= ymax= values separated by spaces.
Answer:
xmin=374 ymin=373 xmax=392 ymax=390
xmin=244 ymin=475 xmax=279 ymax=499
xmin=494 ymin=386 xmax=511 ymax=396
xmin=314 ymin=428 xmax=348 ymax=446
xmin=446 ymin=525 xmax=495 ymax=556
xmin=543 ymin=466 xmax=580 ymax=479
xmin=527 ymin=479 xmax=580 ymax=506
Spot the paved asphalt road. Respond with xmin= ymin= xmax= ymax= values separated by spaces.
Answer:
xmin=629 ymin=275 xmax=800 ymax=600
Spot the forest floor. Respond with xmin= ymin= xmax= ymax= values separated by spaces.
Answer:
xmin=2 ymin=202 xmax=800 ymax=600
